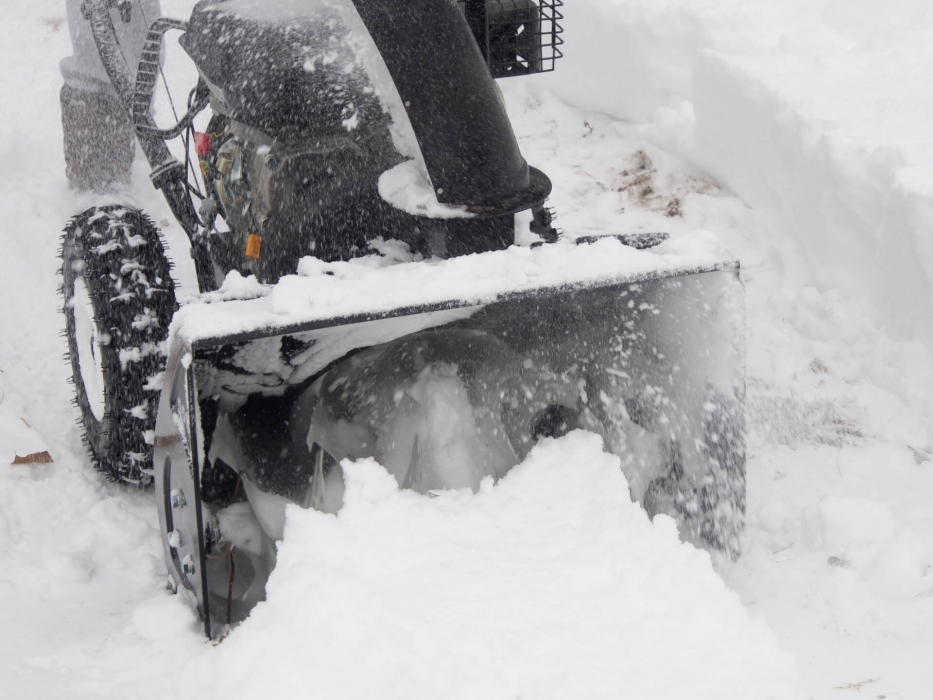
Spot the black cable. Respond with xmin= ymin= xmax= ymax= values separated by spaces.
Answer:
xmin=183 ymin=87 xmax=205 ymax=199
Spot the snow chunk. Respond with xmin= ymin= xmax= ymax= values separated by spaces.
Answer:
xmin=864 ymin=528 xmax=931 ymax=599
xmin=818 ymin=497 xmax=897 ymax=551
xmin=131 ymin=594 xmax=200 ymax=642
xmin=188 ymin=270 xmax=270 ymax=305
xmin=377 ymin=159 xmax=472 ymax=219
xmin=215 ymin=502 xmax=265 ymax=559
xmin=654 ymin=228 xmax=732 ymax=265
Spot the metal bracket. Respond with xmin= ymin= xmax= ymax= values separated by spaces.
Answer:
xmin=149 ymin=159 xmax=186 ymax=190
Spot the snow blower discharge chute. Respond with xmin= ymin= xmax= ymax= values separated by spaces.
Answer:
xmin=60 ymin=0 xmax=745 ymax=638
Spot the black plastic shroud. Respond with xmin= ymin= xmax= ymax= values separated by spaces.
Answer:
xmin=350 ymin=0 xmax=532 ymax=206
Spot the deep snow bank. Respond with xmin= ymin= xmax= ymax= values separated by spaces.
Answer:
xmin=541 ymin=0 xmax=824 ymax=126
xmin=546 ymin=0 xmax=933 ymax=342
xmin=190 ymin=432 xmax=797 ymax=700
xmin=693 ymin=43 xmax=933 ymax=342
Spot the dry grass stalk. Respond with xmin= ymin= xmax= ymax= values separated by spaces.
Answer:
xmin=832 ymin=678 xmax=877 ymax=691
xmin=748 ymin=395 xmax=862 ymax=448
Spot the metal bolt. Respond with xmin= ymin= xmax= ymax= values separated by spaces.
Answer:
xmin=167 ymin=530 xmax=181 ymax=550
xmin=181 ymin=555 xmax=196 ymax=576
xmin=170 ymin=489 xmax=186 ymax=508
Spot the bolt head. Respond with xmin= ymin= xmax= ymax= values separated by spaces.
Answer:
xmin=170 ymin=489 xmax=186 ymax=509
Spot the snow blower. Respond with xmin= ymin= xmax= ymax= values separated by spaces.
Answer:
xmin=60 ymin=0 xmax=744 ymax=638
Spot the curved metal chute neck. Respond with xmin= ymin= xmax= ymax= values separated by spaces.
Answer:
xmin=350 ymin=0 xmax=531 ymax=206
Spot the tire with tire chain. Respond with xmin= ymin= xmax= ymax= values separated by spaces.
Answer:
xmin=60 ymin=205 xmax=177 ymax=486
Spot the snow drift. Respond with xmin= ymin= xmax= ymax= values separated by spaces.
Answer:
xmin=546 ymin=0 xmax=933 ymax=344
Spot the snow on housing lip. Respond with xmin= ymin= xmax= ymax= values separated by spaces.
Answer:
xmin=170 ymin=232 xmax=739 ymax=347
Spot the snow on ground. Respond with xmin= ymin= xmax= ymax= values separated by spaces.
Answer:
xmin=1 ymin=0 xmax=932 ymax=698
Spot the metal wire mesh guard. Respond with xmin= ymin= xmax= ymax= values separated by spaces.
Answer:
xmin=460 ymin=0 xmax=564 ymax=78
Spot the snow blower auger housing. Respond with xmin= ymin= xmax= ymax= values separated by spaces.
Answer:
xmin=157 ymin=242 xmax=744 ymax=637
xmin=61 ymin=0 xmax=744 ymax=638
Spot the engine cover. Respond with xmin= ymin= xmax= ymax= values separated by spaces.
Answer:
xmin=179 ymin=0 xmax=384 ymax=140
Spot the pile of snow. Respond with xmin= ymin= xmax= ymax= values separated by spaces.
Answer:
xmin=810 ymin=496 xmax=930 ymax=599
xmin=188 ymin=432 xmax=797 ymax=700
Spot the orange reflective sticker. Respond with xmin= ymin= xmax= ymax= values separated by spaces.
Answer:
xmin=245 ymin=233 xmax=263 ymax=259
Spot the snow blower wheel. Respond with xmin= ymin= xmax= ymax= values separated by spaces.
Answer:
xmin=61 ymin=205 xmax=177 ymax=486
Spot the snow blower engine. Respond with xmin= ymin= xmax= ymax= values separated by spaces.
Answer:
xmin=60 ymin=0 xmax=744 ymax=638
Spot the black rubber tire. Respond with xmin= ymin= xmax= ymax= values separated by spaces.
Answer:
xmin=60 ymin=205 xmax=177 ymax=486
